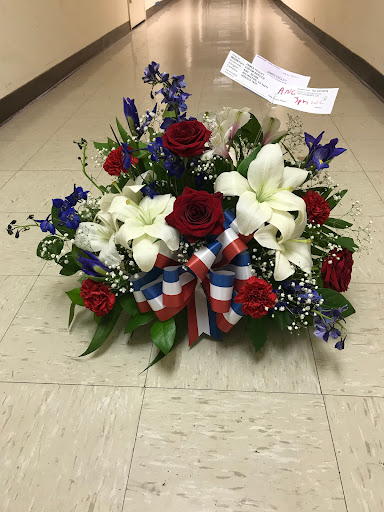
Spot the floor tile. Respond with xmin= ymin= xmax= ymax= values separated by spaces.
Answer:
xmin=311 ymin=284 xmax=384 ymax=396
xmin=51 ymin=117 xmax=120 ymax=142
xmin=0 ymin=170 xmax=99 ymax=212
xmin=332 ymin=116 xmax=384 ymax=141
xmin=0 ymin=170 xmax=16 ymax=188
xmin=22 ymin=139 xmax=99 ymax=171
xmin=0 ymin=275 xmax=36 ymax=341
xmin=0 ymin=276 xmax=151 ymax=385
xmin=146 ymin=324 xmax=320 ymax=393
xmin=0 ymin=382 xmax=143 ymax=512
xmin=347 ymin=139 xmax=383 ymax=173
xmin=0 ymin=110 xmax=68 ymax=142
xmin=0 ymin=212 xmax=47 ymax=275
xmin=329 ymin=171 xmax=384 ymax=217
xmin=351 ymin=216 xmax=384 ymax=284
xmin=0 ymin=141 xmax=44 ymax=171
xmin=325 ymin=395 xmax=384 ymax=512
xmin=330 ymin=95 xmax=384 ymax=117
xmin=124 ymin=388 xmax=346 ymax=512
xmin=365 ymin=172 xmax=384 ymax=201
xmin=325 ymin=140 xmax=364 ymax=173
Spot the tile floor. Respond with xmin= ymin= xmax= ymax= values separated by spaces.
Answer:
xmin=1 ymin=0 xmax=384 ymax=510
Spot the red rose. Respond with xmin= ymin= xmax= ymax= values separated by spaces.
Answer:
xmin=234 ymin=277 xmax=277 ymax=319
xmin=321 ymin=249 xmax=354 ymax=292
xmin=103 ymin=146 xmax=138 ymax=176
xmin=166 ymin=187 xmax=224 ymax=241
xmin=80 ymin=279 xmax=116 ymax=316
xmin=162 ymin=120 xmax=211 ymax=158
xmin=303 ymin=190 xmax=330 ymax=225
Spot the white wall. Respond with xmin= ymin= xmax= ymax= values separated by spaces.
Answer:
xmin=281 ymin=0 xmax=384 ymax=74
xmin=145 ymin=0 xmax=160 ymax=10
xmin=0 ymin=0 xmax=130 ymax=98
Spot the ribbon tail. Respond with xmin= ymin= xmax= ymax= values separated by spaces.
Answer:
xmin=188 ymin=283 xmax=222 ymax=346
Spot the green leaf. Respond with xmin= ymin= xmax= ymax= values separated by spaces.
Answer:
xmin=272 ymin=309 xmax=294 ymax=331
xmin=125 ymin=311 xmax=156 ymax=333
xmin=247 ymin=315 xmax=270 ymax=351
xmin=119 ymin=294 xmax=140 ymax=316
xmin=150 ymin=318 xmax=176 ymax=355
xmin=94 ymin=313 xmax=102 ymax=325
xmin=93 ymin=141 xmax=110 ymax=152
xmin=327 ymin=189 xmax=347 ymax=210
xmin=116 ymin=117 xmax=130 ymax=143
xmin=68 ymin=302 xmax=76 ymax=328
xmin=336 ymin=236 xmax=359 ymax=252
xmin=162 ymin=106 xmax=177 ymax=119
xmin=325 ymin=217 xmax=353 ymax=229
xmin=317 ymin=288 xmax=355 ymax=318
xmin=237 ymin=144 xmax=262 ymax=177
xmin=238 ymin=113 xmax=263 ymax=144
xmin=36 ymin=235 xmax=64 ymax=261
xmin=80 ymin=304 xmax=122 ymax=357
xmin=65 ymin=288 xmax=84 ymax=306
xmin=139 ymin=349 xmax=166 ymax=374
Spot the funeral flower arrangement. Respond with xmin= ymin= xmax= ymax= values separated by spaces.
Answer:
xmin=8 ymin=62 xmax=369 ymax=367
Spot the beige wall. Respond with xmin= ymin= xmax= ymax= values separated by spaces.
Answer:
xmin=280 ymin=0 xmax=384 ymax=74
xmin=0 ymin=0 xmax=130 ymax=98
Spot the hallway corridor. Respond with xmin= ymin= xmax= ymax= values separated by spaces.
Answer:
xmin=1 ymin=0 xmax=384 ymax=510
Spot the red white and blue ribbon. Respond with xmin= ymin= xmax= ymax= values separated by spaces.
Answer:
xmin=130 ymin=210 xmax=253 ymax=345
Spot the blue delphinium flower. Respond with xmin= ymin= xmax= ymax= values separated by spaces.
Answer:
xmin=123 ymin=97 xmax=140 ymax=135
xmin=146 ymin=137 xmax=169 ymax=162
xmin=163 ymin=155 xmax=185 ymax=178
xmin=143 ymin=61 xmax=160 ymax=83
xmin=313 ymin=305 xmax=348 ymax=345
xmin=65 ymin=185 xmax=89 ymax=207
xmin=59 ymin=207 xmax=81 ymax=229
xmin=77 ymin=250 xmax=108 ymax=277
xmin=34 ymin=214 xmax=56 ymax=234
xmin=335 ymin=336 xmax=346 ymax=350
xmin=140 ymin=181 xmax=159 ymax=198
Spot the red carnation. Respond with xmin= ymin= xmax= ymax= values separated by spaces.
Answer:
xmin=303 ymin=190 xmax=330 ymax=225
xmin=321 ymin=249 xmax=354 ymax=292
xmin=80 ymin=279 xmax=116 ymax=316
xmin=234 ymin=277 xmax=277 ymax=319
xmin=162 ymin=120 xmax=211 ymax=158
xmin=166 ymin=187 xmax=224 ymax=241
xmin=103 ymin=146 xmax=138 ymax=176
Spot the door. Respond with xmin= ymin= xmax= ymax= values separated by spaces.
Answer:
xmin=128 ymin=0 xmax=146 ymax=28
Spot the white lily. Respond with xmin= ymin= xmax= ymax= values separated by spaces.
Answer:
xmin=261 ymin=116 xmax=287 ymax=146
xmin=254 ymin=210 xmax=313 ymax=281
xmin=99 ymin=172 xmax=152 ymax=212
xmin=214 ymin=144 xmax=308 ymax=238
xmin=108 ymin=194 xmax=179 ymax=272
xmin=74 ymin=211 xmax=122 ymax=267
xmin=202 ymin=107 xmax=251 ymax=161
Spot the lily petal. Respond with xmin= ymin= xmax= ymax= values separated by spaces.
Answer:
xmin=268 ymin=210 xmax=296 ymax=242
xmin=274 ymin=251 xmax=295 ymax=281
xmin=283 ymin=239 xmax=313 ymax=275
xmin=281 ymin=166 xmax=308 ymax=189
xmin=139 ymin=194 xmax=174 ymax=220
xmin=291 ymin=209 xmax=308 ymax=240
xmin=146 ymin=222 xmax=180 ymax=251
xmin=267 ymin=189 xmax=306 ymax=213
xmin=75 ymin=222 xmax=113 ymax=252
xmin=115 ymin=222 xmax=147 ymax=246
xmin=247 ymin=144 xmax=284 ymax=194
xmin=108 ymin=196 xmax=140 ymax=222
xmin=254 ymin=224 xmax=281 ymax=251
xmin=214 ymin=171 xmax=251 ymax=197
xmin=99 ymin=236 xmax=122 ymax=267
xmin=132 ymin=235 xmax=160 ymax=272
xmin=236 ymin=191 xmax=272 ymax=235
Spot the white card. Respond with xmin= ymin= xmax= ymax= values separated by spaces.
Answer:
xmin=221 ymin=51 xmax=338 ymax=114
xmin=252 ymin=55 xmax=310 ymax=87
xmin=274 ymin=85 xmax=339 ymax=114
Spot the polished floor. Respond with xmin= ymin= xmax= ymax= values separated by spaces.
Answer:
xmin=1 ymin=0 xmax=384 ymax=510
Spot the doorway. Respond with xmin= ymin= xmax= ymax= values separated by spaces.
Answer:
xmin=128 ymin=0 xmax=146 ymax=28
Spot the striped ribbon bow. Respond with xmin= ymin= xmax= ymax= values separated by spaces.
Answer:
xmin=130 ymin=210 xmax=253 ymax=345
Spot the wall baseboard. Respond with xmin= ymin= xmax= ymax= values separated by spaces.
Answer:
xmin=146 ymin=0 xmax=175 ymax=20
xmin=0 ymin=21 xmax=131 ymax=126
xmin=273 ymin=0 xmax=384 ymax=102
